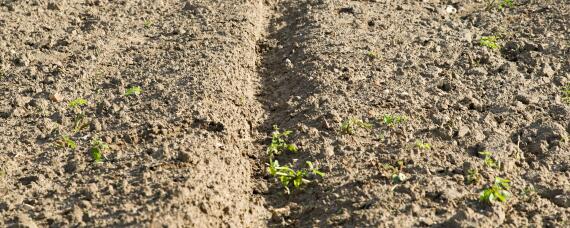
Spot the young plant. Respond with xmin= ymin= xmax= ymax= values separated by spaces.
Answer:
xmin=485 ymin=0 xmax=515 ymax=11
xmin=479 ymin=151 xmax=501 ymax=169
xmin=68 ymin=98 xmax=89 ymax=133
xmin=382 ymin=114 xmax=407 ymax=127
xmin=267 ymin=160 xmax=324 ymax=194
xmin=562 ymin=83 xmax=570 ymax=105
xmin=479 ymin=36 xmax=500 ymax=49
xmin=125 ymin=86 xmax=142 ymax=96
xmin=340 ymin=117 xmax=372 ymax=135
xmin=59 ymin=135 xmax=77 ymax=150
xmin=267 ymin=125 xmax=298 ymax=158
xmin=381 ymin=161 xmax=407 ymax=183
xmin=143 ymin=20 xmax=153 ymax=28
xmin=90 ymin=139 xmax=109 ymax=162
xmin=68 ymin=98 xmax=87 ymax=109
xmin=480 ymin=177 xmax=511 ymax=204
xmin=465 ymin=168 xmax=480 ymax=185
xmin=415 ymin=140 xmax=431 ymax=150
xmin=366 ymin=51 xmax=378 ymax=60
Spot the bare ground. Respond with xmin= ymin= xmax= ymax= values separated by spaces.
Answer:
xmin=0 ymin=0 xmax=569 ymax=227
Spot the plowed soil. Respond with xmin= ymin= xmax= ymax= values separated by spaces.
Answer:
xmin=1 ymin=0 xmax=569 ymax=227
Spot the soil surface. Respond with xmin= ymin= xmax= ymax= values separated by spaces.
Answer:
xmin=1 ymin=0 xmax=569 ymax=227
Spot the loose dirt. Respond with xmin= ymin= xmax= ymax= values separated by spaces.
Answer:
xmin=0 ymin=0 xmax=569 ymax=227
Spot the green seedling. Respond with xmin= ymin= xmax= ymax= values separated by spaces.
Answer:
xmin=340 ymin=118 xmax=372 ymax=135
xmin=480 ymin=177 xmax=511 ymax=204
xmin=415 ymin=140 xmax=431 ymax=150
xmin=367 ymin=51 xmax=378 ymax=60
xmin=485 ymin=0 xmax=515 ymax=11
xmin=382 ymin=114 xmax=407 ymax=127
xmin=267 ymin=125 xmax=298 ymax=158
xmin=143 ymin=20 xmax=153 ymax=28
xmin=466 ymin=168 xmax=480 ymax=185
xmin=68 ymin=98 xmax=89 ymax=133
xmin=521 ymin=185 xmax=537 ymax=200
xmin=479 ymin=151 xmax=501 ymax=169
xmin=479 ymin=36 xmax=500 ymax=49
xmin=381 ymin=161 xmax=406 ymax=183
xmin=59 ymin=135 xmax=77 ymax=150
xmin=562 ymin=84 xmax=570 ymax=104
xmin=392 ymin=172 xmax=407 ymax=183
xmin=267 ymin=160 xmax=324 ymax=194
xmin=125 ymin=86 xmax=142 ymax=96
xmin=68 ymin=98 xmax=87 ymax=108
xmin=90 ymin=139 xmax=109 ymax=162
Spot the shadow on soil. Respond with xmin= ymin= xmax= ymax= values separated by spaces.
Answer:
xmin=255 ymin=1 xmax=367 ymax=226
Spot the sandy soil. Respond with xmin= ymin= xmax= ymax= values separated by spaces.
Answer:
xmin=0 ymin=0 xmax=569 ymax=227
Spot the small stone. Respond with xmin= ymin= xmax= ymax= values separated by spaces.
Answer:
xmin=552 ymin=194 xmax=570 ymax=208
xmin=542 ymin=63 xmax=555 ymax=77
xmin=49 ymin=93 xmax=64 ymax=102
xmin=445 ymin=5 xmax=457 ymax=14
xmin=18 ymin=176 xmax=39 ymax=185
xmin=14 ymin=96 xmax=31 ymax=107
xmin=90 ymin=120 xmax=102 ymax=131
xmin=457 ymin=126 xmax=470 ymax=138
xmin=16 ymin=213 xmax=38 ymax=228
xmin=284 ymin=58 xmax=293 ymax=69
xmin=47 ymin=2 xmax=60 ymax=10
xmin=71 ymin=206 xmax=84 ymax=223
xmin=323 ymin=145 xmax=335 ymax=157
xmin=177 ymin=151 xmax=192 ymax=163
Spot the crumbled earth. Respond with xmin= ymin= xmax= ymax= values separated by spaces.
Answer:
xmin=0 ymin=0 xmax=569 ymax=227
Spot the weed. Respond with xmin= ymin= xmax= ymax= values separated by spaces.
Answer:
xmin=479 ymin=36 xmax=500 ymax=49
xmin=392 ymin=172 xmax=407 ymax=183
xmin=376 ymin=132 xmax=386 ymax=141
xmin=59 ymin=135 xmax=77 ymax=150
xmin=68 ymin=98 xmax=89 ymax=133
xmin=367 ymin=51 xmax=378 ymax=60
xmin=125 ymin=86 xmax=142 ymax=96
xmin=561 ymin=135 xmax=569 ymax=144
xmin=340 ymin=118 xmax=372 ymax=135
xmin=466 ymin=168 xmax=480 ymax=185
xmin=382 ymin=114 xmax=407 ymax=127
xmin=143 ymin=20 xmax=153 ymax=28
xmin=68 ymin=98 xmax=88 ymax=109
xmin=90 ymin=139 xmax=109 ymax=162
xmin=267 ymin=160 xmax=324 ymax=194
xmin=415 ymin=140 xmax=431 ymax=150
xmin=479 ymin=151 xmax=501 ymax=169
xmin=381 ymin=161 xmax=406 ymax=183
xmin=562 ymin=84 xmax=570 ymax=104
xmin=485 ymin=0 xmax=515 ymax=11
xmin=480 ymin=177 xmax=511 ymax=204
xmin=521 ymin=185 xmax=537 ymax=200
xmin=267 ymin=125 xmax=298 ymax=158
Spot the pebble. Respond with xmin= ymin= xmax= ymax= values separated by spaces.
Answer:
xmin=457 ymin=125 xmax=470 ymax=138
xmin=177 ymin=150 xmax=192 ymax=163
xmin=542 ymin=63 xmax=555 ymax=77
xmin=49 ymin=92 xmax=64 ymax=102
xmin=445 ymin=5 xmax=457 ymax=14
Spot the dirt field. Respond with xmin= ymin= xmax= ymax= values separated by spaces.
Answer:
xmin=0 ymin=0 xmax=569 ymax=227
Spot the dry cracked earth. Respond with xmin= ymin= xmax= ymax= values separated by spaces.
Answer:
xmin=0 ymin=0 xmax=569 ymax=227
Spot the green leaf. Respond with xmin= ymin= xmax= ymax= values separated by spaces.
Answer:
xmin=125 ymin=86 xmax=142 ymax=96
xmin=313 ymin=170 xmax=325 ymax=177
xmin=62 ymin=136 xmax=77 ymax=150
xmin=91 ymin=147 xmax=102 ymax=162
xmin=293 ymin=177 xmax=302 ymax=188
xmin=287 ymin=144 xmax=298 ymax=152
xmin=68 ymin=98 xmax=87 ymax=108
